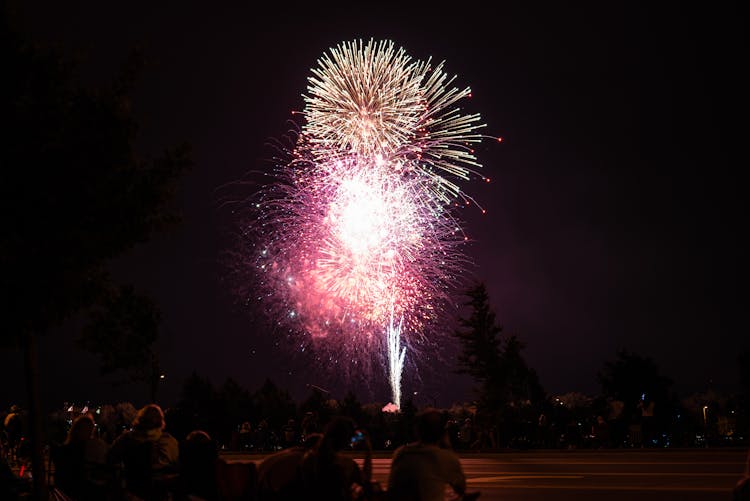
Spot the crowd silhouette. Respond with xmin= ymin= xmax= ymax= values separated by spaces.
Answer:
xmin=2 ymin=403 xmax=488 ymax=500
xmin=2 ymin=397 xmax=750 ymax=500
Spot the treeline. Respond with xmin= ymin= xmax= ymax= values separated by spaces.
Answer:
xmin=451 ymin=284 xmax=750 ymax=449
xmin=162 ymin=374 xmax=421 ymax=451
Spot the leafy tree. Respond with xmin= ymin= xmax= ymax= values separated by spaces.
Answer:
xmin=393 ymin=397 xmax=417 ymax=445
xmin=740 ymin=350 xmax=750 ymax=406
xmin=597 ymin=350 xmax=676 ymax=446
xmin=77 ymin=285 xmax=164 ymax=401
xmin=738 ymin=349 xmax=750 ymax=434
xmin=179 ymin=372 xmax=217 ymax=416
xmin=170 ymin=372 xmax=218 ymax=440
xmin=300 ymin=387 xmax=334 ymax=426
xmin=216 ymin=378 xmax=253 ymax=445
xmin=1 ymin=17 xmax=189 ymax=494
xmin=597 ymin=350 xmax=673 ymax=421
xmin=252 ymin=379 xmax=296 ymax=430
xmin=340 ymin=390 xmax=363 ymax=423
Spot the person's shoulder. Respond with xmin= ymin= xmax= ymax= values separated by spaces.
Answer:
xmin=161 ymin=432 xmax=179 ymax=445
xmin=108 ymin=432 xmax=133 ymax=461
xmin=433 ymin=446 xmax=461 ymax=460
xmin=88 ymin=435 xmax=108 ymax=445
xmin=111 ymin=431 xmax=132 ymax=445
xmin=735 ymin=476 xmax=750 ymax=498
xmin=85 ymin=437 xmax=109 ymax=461
xmin=392 ymin=442 xmax=435 ymax=459
xmin=435 ymin=448 xmax=463 ymax=472
xmin=334 ymin=451 xmax=358 ymax=465
xmin=391 ymin=443 xmax=413 ymax=458
xmin=88 ymin=437 xmax=109 ymax=450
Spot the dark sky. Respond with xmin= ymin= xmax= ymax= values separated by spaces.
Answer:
xmin=2 ymin=2 xmax=746 ymax=409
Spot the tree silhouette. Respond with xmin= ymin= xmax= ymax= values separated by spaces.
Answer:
xmin=217 ymin=378 xmax=253 ymax=445
xmin=739 ymin=349 xmax=750 ymax=434
xmin=253 ymin=378 xmax=296 ymax=431
xmin=172 ymin=371 xmax=218 ymax=439
xmin=453 ymin=283 xmax=502 ymax=392
xmin=453 ymin=283 xmax=545 ymax=429
xmin=300 ymin=387 xmax=333 ymax=426
xmin=1 ymin=16 xmax=189 ymax=497
xmin=340 ymin=390 xmax=363 ymax=423
xmin=598 ymin=350 xmax=673 ymax=417
xmin=77 ymin=284 xmax=164 ymax=401
xmin=597 ymin=350 xmax=675 ymax=445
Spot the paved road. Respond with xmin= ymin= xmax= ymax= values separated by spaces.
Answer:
xmin=226 ymin=448 xmax=748 ymax=500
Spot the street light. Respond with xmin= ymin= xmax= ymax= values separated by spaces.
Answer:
xmin=702 ymin=405 xmax=709 ymax=448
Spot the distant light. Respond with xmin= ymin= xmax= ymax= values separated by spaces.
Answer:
xmin=160 ymin=374 xmax=166 ymax=379
xmin=497 ymin=137 xmax=503 ymax=142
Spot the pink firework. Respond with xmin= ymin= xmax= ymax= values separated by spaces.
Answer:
xmin=241 ymin=39 xmax=487 ymax=382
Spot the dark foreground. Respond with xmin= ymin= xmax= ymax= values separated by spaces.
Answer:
xmin=225 ymin=448 xmax=748 ymax=501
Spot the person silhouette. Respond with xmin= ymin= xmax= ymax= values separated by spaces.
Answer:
xmin=179 ymin=430 xmax=219 ymax=501
xmin=388 ymin=408 xmax=475 ymax=501
xmin=108 ymin=404 xmax=179 ymax=500
xmin=51 ymin=414 xmax=109 ymax=500
xmin=734 ymin=448 xmax=750 ymax=500
xmin=256 ymin=432 xmax=322 ymax=500
xmin=2 ymin=405 xmax=24 ymax=461
xmin=300 ymin=417 xmax=366 ymax=500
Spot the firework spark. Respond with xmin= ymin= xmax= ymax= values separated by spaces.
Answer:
xmin=240 ymin=39 xmax=488 ymax=401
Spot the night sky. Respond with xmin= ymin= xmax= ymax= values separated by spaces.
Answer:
xmin=2 ymin=2 xmax=746 ymax=409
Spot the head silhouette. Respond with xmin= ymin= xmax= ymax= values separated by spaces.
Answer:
xmin=415 ymin=408 xmax=446 ymax=445
xmin=133 ymin=404 xmax=165 ymax=431
xmin=321 ymin=416 xmax=356 ymax=452
xmin=66 ymin=414 xmax=95 ymax=445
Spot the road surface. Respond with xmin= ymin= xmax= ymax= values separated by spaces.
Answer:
xmin=226 ymin=448 xmax=748 ymax=500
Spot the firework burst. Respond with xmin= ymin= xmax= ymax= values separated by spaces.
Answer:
xmin=304 ymin=39 xmax=487 ymax=205
xmin=240 ymin=39 xmax=489 ymax=400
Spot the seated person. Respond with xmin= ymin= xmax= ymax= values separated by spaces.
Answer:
xmin=52 ymin=414 xmax=109 ymax=500
xmin=180 ymin=430 xmax=219 ymax=501
xmin=108 ymin=404 xmax=179 ymax=500
xmin=300 ymin=417 xmax=366 ymax=500
xmin=735 ymin=448 xmax=750 ymax=501
xmin=387 ymin=409 xmax=469 ymax=501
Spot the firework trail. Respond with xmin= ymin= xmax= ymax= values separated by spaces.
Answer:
xmin=387 ymin=308 xmax=406 ymax=409
xmin=243 ymin=39 xmax=489 ymax=406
